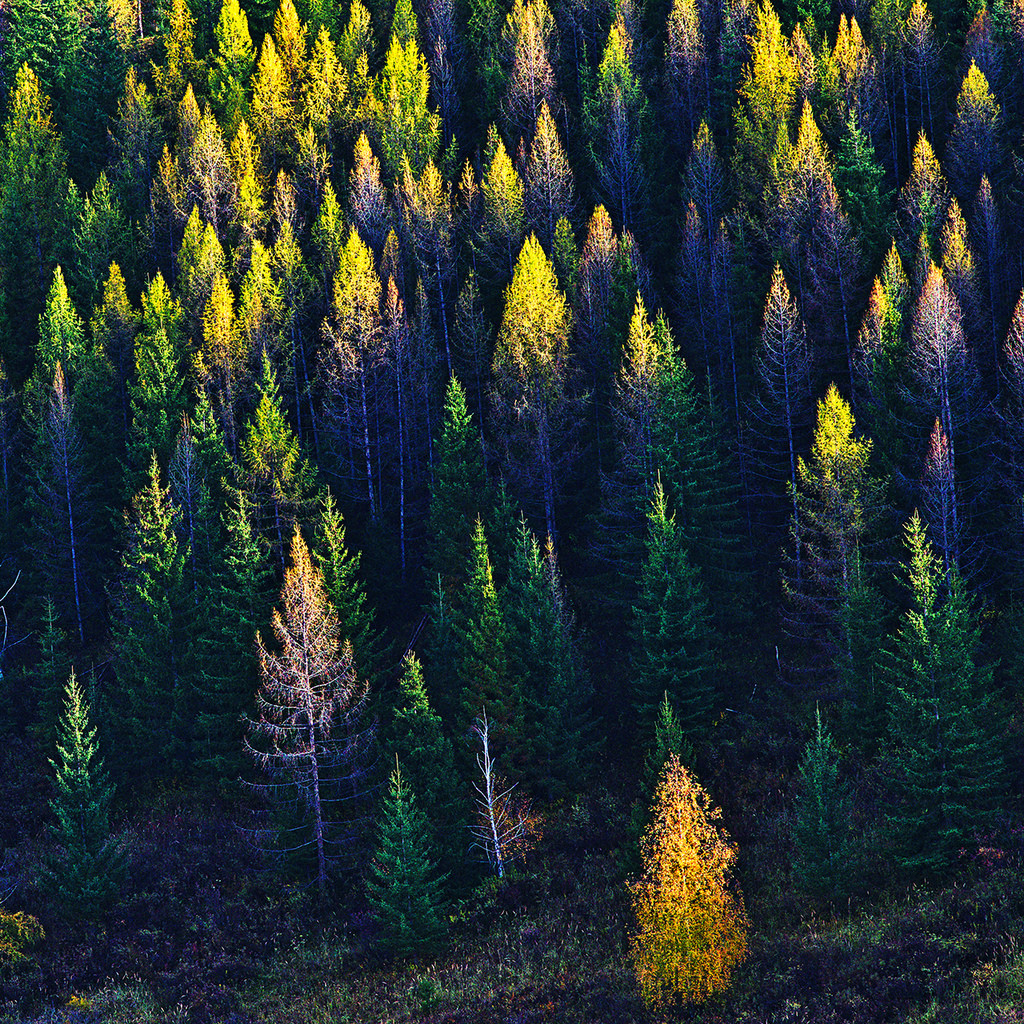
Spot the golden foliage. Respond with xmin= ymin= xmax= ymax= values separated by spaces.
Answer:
xmin=0 ymin=908 xmax=44 ymax=966
xmin=629 ymin=754 xmax=747 ymax=1007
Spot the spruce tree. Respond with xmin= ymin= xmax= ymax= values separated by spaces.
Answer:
xmin=792 ymin=707 xmax=856 ymax=907
xmin=109 ymin=455 xmax=190 ymax=776
xmin=366 ymin=760 xmax=448 ymax=957
xmin=632 ymin=479 xmax=716 ymax=740
xmin=426 ymin=375 xmax=487 ymax=592
xmin=43 ymin=670 xmax=125 ymax=918
xmin=880 ymin=513 xmax=1006 ymax=879
xmin=390 ymin=653 xmax=466 ymax=881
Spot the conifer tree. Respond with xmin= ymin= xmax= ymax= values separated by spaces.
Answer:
xmin=109 ymin=455 xmax=190 ymax=774
xmin=781 ymin=384 xmax=883 ymax=698
xmin=240 ymin=353 xmax=316 ymax=565
xmin=390 ymin=653 xmax=466 ymax=879
xmin=880 ymin=513 xmax=1006 ymax=878
xmin=792 ymin=706 xmax=855 ymax=906
xmin=457 ymin=519 xmax=520 ymax=760
xmin=632 ymin=479 xmax=716 ymax=739
xmin=630 ymin=754 xmax=747 ymax=1008
xmin=366 ymin=760 xmax=448 ymax=956
xmin=245 ymin=527 xmax=373 ymax=894
xmin=209 ymin=0 xmax=256 ymax=139
xmin=426 ymin=376 xmax=488 ymax=591
xmin=43 ymin=670 xmax=125 ymax=918
xmin=491 ymin=235 xmax=575 ymax=542
xmin=194 ymin=489 xmax=273 ymax=782
xmin=312 ymin=490 xmax=384 ymax=687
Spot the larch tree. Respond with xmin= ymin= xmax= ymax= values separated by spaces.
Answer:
xmin=947 ymin=62 xmax=1001 ymax=200
xmin=748 ymin=264 xmax=813 ymax=543
xmin=208 ymin=0 xmax=256 ymax=139
xmin=630 ymin=754 xmax=747 ymax=1008
xmin=245 ymin=526 xmax=373 ymax=895
xmin=780 ymin=384 xmax=882 ymax=699
xmin=499 ymin=0 xmax=558 ymax=146
xmin=665 ymin=0 xmax=707 ymax=152
xmin=524 ymin=101 xmax=575 ymax=251
xmin=491 ymin=234 xmax=574 ymax=543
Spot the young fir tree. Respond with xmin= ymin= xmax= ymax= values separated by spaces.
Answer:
xmin=109 ymin=455 xmax=191 ymax=776
xmin=503 ymin=521 xmax=593 ymax=799
xmin=390 ymin=652 xmax=466 ymax=881
xmin=880 ymin=513 xmax=1006 ymax=879
xmin=632 ymin=478 xmax=716 ymax=740
xmin=426 ymin=375 xmax=488 ymax=592
xmin=792 ymin=706 xmax=856 ymax=907
xmin=366 ymin=759 xmax=448 ymax=956
xmin=313 ymin=490 xmax=385 ymax=688
xmin=43 ymin=670 xmax=125 ymax=917
xmin=194 ymin=490 xmax=274 ymax=783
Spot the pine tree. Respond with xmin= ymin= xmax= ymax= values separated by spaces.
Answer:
xmin=629 ymin=754 xmax=747 ymax=1008
xmin=792 ymin=706 xmax=856 ymax=907
xmin=879 ymin=513 xmax=1006 ymax=879
xmin=366 ymin=759 xmax=448 ymax=956
xmin=633 ymin=479 xmax=716 ymax=740
xmin=43 ymin=670 xmax=125 ymax=917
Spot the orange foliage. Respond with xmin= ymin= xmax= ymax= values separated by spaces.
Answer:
xmin=629 ymin=754 xmax=747 ymax=1007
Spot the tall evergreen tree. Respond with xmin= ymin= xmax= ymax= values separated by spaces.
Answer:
xmin=632 ymin=479 xmax=716 ymax=739
xmin=390 ymin=652 xmax=466 ymax=880
xmin=43 ymin=670 xmax=125 ymax=917
xmin=879 ymin=513 xmax=1006 ymax=879
xmin=792 ymin=706 xmax=856 ymax=907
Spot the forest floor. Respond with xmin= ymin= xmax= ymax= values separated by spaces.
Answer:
xmin=2 ymin=724 xmax=1024 ymax=1023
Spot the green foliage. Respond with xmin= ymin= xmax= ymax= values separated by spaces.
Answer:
xmin=880 ymin=514 xmax=1007 ymax=879
xmin=793 ymin=707 xmax=856 ymax=907
xmin=43 ymin=670 xmax=125 ymax=917
xmin=109 ymin=456 xmax=190 ymax=775
xmin=390 ymin=653 xmax=467 ymax=881
xmin=427 ymin=376 xmax=488 ymax=591
xmin=632 ymin=478 xmax=716 ymax=739
xmin=366 ymin=761 xmax=448 ymax=957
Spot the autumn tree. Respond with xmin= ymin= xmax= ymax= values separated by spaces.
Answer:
xmin=630 ymin=754 xmax=747 ymax=1008
xmin=781 ymin=384 xmax=883 ymax=698
xmin=491 ymin=235 xmax=575 ymax=542
xmin=245 ymin=527 xmax=373 ymax=894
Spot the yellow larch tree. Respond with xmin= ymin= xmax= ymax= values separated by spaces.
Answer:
xmin=629 ymin=753 xmax=747 ymax=1008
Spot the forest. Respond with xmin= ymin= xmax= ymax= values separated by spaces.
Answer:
xmin=0 ymin=0 xmax=1023 ymax=1019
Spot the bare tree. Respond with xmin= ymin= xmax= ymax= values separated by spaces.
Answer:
xmin=469 ymin=711 xmax=538 ymax=877
xmin=244 ymin=527 xmax=373 ymax=895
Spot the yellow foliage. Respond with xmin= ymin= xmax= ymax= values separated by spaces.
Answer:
xmin=0 ymin=908 xmax=44 ymax=967
xmin=629 ymin=754 xmax=747 ymax=1007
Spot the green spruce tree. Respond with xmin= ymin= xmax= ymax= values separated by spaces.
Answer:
xmin=43 ymin=670 xmax=125 ymax=917
xmin=366 ymin=760 xmax=448 ymax=957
